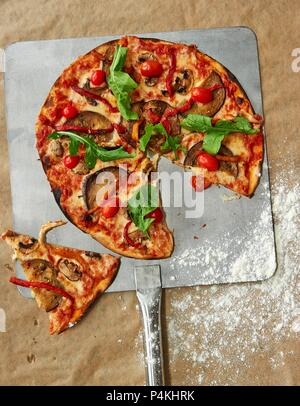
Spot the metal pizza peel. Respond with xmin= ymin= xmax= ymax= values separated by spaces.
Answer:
xmin=4 ymin=27 xmax=276 ymax=386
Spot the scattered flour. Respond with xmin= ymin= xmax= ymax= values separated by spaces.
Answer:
xmin=165 ymin=164 xmax=300 ymax=384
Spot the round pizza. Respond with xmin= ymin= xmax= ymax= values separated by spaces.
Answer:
xmin=35 ymin=36 xmax=263 ymax=259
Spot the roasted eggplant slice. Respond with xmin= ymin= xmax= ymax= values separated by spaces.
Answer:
xmin=65 ymin=111 xmax=112 ymax=133
xmin=18 ymin=238 xmax=38 ymax=254
xmin=217 ymin=146 xmax=238 ymax=177
xmin=184 ymin=141 xmax=203 ymax=166
xmin=82 ymin=166 xmax=128 ymax=210
xmin=186 ymin=71 xmax=226 ymax=117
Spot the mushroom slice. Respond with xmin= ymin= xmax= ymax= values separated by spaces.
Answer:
xmin=186 ymin=71 xmax=226 ymax=117
xmin=24 ymin=259 xmax=61 ymax=312
xmin=82 ymin=166 xmax=128 ymax=210
xmin=18 ymin=238 xmax=38 ymax=254
xmin=217 ymin=146 xmax=238 ymax=178
xmin=58 ymin=259 xmax=82 ymax=281
xmin=173 ymin=69 xmax=194 ymax=95
xmin=184 ymin=141 xmax=203 ymax=166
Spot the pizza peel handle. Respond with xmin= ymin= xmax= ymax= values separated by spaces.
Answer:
xmin=134 ymin=266 xmax=164 ymax=386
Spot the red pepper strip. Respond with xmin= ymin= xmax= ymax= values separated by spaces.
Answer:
xmin=56 ymin=124 xmax=113 ymax=134
xmin=147 ymin=110 xmax=161 ymax=124
xmin=161 ymin=116 xmax=171 ymax=134
xmin=123 ymin=221 xmax=142 ymax=249
xmin=166 ymin=48 xmax=177 ymax=97
xmin=71 ymin=86 xmax=119 ymax=113
xmin=207 ymin=84 xmax=224 ymax=92
xmin=112 ymin=123 xmax=127 ymax=134
xmin=9 ymin=276 xmax=74 ymax=303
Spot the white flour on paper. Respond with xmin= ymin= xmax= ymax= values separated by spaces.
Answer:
xmin=165 ymin=165 xmax=300 ymax=384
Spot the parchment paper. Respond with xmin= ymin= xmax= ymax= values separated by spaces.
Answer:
xmin=0 ymin=0 xmax=300 ymax=386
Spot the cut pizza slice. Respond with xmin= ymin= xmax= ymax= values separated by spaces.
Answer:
xmin=1 ymin=220 xmax=120 ymax=334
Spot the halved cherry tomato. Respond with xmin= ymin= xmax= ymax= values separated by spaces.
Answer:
xmin=191 ymin=175 xmax=212 ymax=192
xmin=101 ymin=197 xmax=119 ymax=218
xmin=140 ymin=60 xmax=163 ymax=78
xmin=197 ymin=152 xmax=219 ymax=171
xmin=64 ymin=155 xmax=80 ymax=169
xmin=145 ymin=207 xmax=164 ymax=223
xmin=191 ymin=87 xmax=213 ymax=104
xmin=91 ymin=69 xmax=106 ymax=86
xmin=62 ymin=104 xmax=78 ymax=119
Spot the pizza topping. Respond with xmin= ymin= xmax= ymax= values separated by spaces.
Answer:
xmin=49 ymin=131 xmax=135 ymax=169
xmin=123 ymin=221 xmax=142 ymax=248
xmin=186 ymin=72 xmax=225 ymax=116
xmin=181 ymin=114 xmax=258 ymax=155
xmin=145 ymin=207 xmax=164 ymax=223
xmin=184 ymin=141 xmax=203 ymax=166
xmin=63 ymin=111 xmax=114 ymax=135
xmin=127 ymin=183 xmax=159 ymax=236
xmin=71 ymin=86 xmax=118 ymax=113
xmin=18 ymin=238 xmax=38 ymax=254
xmin=191 ymin=175 xmax=212 ymax=192
xmin=216 ymin=146 xmax=238 ymax=177
xmin=107 ymin=45 xmax=139 ymax=120
xmin=83 ymin=166 xmax=127 ymax=210
xmin=140 ymin=60 xmax=163 ymax=78
xmin=48 ymin=139 xmax=64 ymax=157
xmin=173 ymin=69 xmax=193 ymax=95
xmin=62 ymin=104 xmax=78 ymax=119
xmin=166 ymin=48 xmax=177 ymax=97
xmin=58 ymin=259 xmax=82 ymax=281
xmin=72 ymin=160 xmax=90 ymax=175
xmin=9 ymin=276 xmax=74 ymax=304
xmin=64 ymin=155 xmax=80 ymax=169
xmin=196 ymin=152 xmax=219 ymax=172
xmin=101 ymin=197 xmax=119 ymax=218
xmin=91 ymin=69 xmax=106 ymax=86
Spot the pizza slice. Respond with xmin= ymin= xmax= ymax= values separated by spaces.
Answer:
xmin=1 ymin=220 xmax=120 ymax=334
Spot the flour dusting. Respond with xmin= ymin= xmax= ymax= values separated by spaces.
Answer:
xmin=166 ymin=164 xmax=300 ymax=384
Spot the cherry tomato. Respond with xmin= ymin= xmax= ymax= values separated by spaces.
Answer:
xmin=145 ymin=207 xmax=164 ymax=223
xmin=62 ymin=104 xmax=78 ymax=119
xmin=191 ymin=175 xmax=212 ymax=192
xmin=197 ymin=152 xmax=219 ymax=171
xmin=140 ymin=60 xmax=163 ymax=78
xmin=101 ymin=197 xmax=119 ymax=218
xmin=91 ymin=69 xmax=106 ymax=86
xmin=64 ymin=155 xmax=80 ymax=169
xmin=191 ymin=87 xmax=213 ymax=104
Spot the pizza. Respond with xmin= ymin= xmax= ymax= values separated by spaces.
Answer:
xmin=1 ymin=221 xmax=120 ymax=334
xmin=35 ymin=36 xmax=263 ymax=259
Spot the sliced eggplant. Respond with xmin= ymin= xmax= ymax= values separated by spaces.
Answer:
xmin=65 ymin=111 xmax=112 ymax=133
xmin=82 ymin=166 xmax=128 ymax=210
xmin=48 ymin=140 xmax=63 ymax=157
xmin=184 ymin=141 xmax=203 ymax=166
xmin=58 ymin=259 xmax=82 ymax=281
xmin=65 ymin=111 xmax=114 ymax=147
xmin=24 ymin=259 xmax=61 ymax=312
xmin=173 ymin=69 xmax=193 ymax=95
xmin=186 ymin=71 xmax=226 ymax=117
xmin=217 ymin=146 xmax=238 ymax=177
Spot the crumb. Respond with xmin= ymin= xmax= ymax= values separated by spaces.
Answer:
xmin=201 ymin=224 xmax=206 ymax=228
xmin=27 ymin=354 xmax=36 ymax=364
xmin=193 ymin=236 xmax=199 ymax=240
xmin=33 ymin=318 xmax=39 ymax=326
xmin=4 ymin=263 xmax=13 ymax=272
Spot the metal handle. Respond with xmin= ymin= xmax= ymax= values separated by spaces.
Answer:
xmin=136 ymin=287 xmax=164 ymax=386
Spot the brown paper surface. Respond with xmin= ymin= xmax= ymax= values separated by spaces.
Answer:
xmin=0 ymin=0 xmax=300 ymax=386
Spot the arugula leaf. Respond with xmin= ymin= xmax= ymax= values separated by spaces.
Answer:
xmin=139 ymin=123 xmax=186 ymax=159
xmin=139 ymin=123 xmax=167 ymax=152
xmin=48 ymin=131 xmax=135 ymax=169
xmin=181 ymin=114 xmax=258 ymax=155
xmin=128 ymin=184 xmax=159 ymax=236
xmin=107 ymin=46 xmax=139 ymax=121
